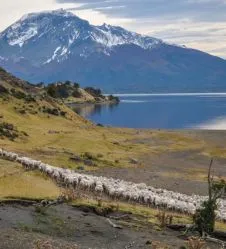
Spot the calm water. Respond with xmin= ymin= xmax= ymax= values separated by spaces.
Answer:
xmin=73 ymin=93 xmax=226 ymax=129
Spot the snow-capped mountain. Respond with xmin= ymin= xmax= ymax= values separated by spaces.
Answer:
xmin=0 ymin=9 xmax=226 ymax=93
xmin=0 ymin=9 xmax=161 ymax=64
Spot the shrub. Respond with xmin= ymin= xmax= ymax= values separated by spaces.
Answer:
xmin=0 ymin=122 xmax=19 ymax=140
xmin=18 ymin=109 xmax=26 ymax=115
xmin=10 ymin=88 xmax=26 ymax=99
xmin=156 ymin=211 xmax=173 ymax=228
xmin=25 ymin=94 xmax=36 ymax=102
xmin=73 ymin=82 xmax=80 ymax=88
xmin=72 ymin=89 xmax=82 ymax=98
xmin=108 ymin=95 xmax=120 ymax=103
xmin=60 ymin=111 xmax=67 ymax=117
xmin=0 ymin=85 xmax=9 ymax=95
xmin=186 ymin=237 xmax=207 ymax=249
xmin=34 ymin=205 xmax=47 ymax=215
xmin=84 ymin=87 xmax=102 ymax=98
xmin=43 ymin=108 xmax=59 ymax=116
xmin=47 ymin=85 xmax=57 ymax=98
xmin=193 ymin=159 xmax=226 ymax=235
xmin=82 ymin=152 xmax=97 ymax=161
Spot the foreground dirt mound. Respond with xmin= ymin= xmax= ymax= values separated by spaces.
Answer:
xmin=0 ymin=203 xmax=222 ymax=249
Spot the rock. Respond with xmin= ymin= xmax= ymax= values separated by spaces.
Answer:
xmin=130 ymin=158 xmax=139 ymax=164
xmin=84 ymin=159 xmax=95 ymax=166
xmin=77 ymin=165 xmax=85 ymax=171
xmin=113 ymin=141 xmax=120 ymax=145
xmin=145 ymin=240 xmax=152 ymax=245
xmin=70 ymin=155 xmax=82 ymax=162
xmin=48 ymin=130 xmax=60 ymax=134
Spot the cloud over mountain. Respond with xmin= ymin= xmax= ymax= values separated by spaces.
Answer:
xmin=57 ymin=0 xmax=226 ymax=58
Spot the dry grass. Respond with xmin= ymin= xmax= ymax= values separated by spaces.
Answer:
xmin=186 ymin=237 xmax=207 ymax=249
xmin=1 ymin=95 xmax=226 ymax=176
xmin=0 ymin=159 xmax=60 ymax=200
xmin=71 ymin=196 xmax=192 ymax=226
xmin=156 ymin=211 xmax=173 ymax=228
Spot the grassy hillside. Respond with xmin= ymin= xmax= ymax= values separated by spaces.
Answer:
xmin=0 ymin=159 xmax=60 ymax=200
xmin=2 ymin=67 xmax=226 ymax=248
xmin=1 ymin=67 xmax=226 ymax=197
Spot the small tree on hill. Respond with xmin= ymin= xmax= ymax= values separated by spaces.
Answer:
xmin=47 ymin=85 xmax=57 ymax=98
xmin=193 ymin=159 xmax=226 ymax=236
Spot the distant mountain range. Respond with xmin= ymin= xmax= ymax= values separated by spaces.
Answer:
xmin=0 ymin=9 xmax=226 ymax=93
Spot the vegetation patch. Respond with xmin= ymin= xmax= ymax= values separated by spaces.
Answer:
xmin=0 ymin=159 xmax=60 ymax=200
xmin=0 ymin=121 xmax=20 ymax=140
xmin=0 ymin=84 xmax=9 ymax=95
xmin=45 ymin=81 xmax=81 ymax=99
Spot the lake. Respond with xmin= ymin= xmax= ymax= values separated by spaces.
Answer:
xmin=72 ymin=93 xmax=226 ymax=129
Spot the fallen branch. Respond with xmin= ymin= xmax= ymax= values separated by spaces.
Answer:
xmin=213 ymin=230 xmax=226 ymax=240
xmin=167 ymin=224 xmax=194 ymax=231
xmin=108 ymin=214 xmax=130 ymax=220
xmin=205 ymin=235 xmax=226 ymax=247
xmin=106 ymin=218 xmax=123 ymax=229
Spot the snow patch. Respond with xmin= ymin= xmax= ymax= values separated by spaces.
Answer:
xmin=93 ymin=26 xmax=161 ymax=50
xmin=44 ymin=46 xmax=61 ymax=64
xmin=8 ymin=26 xmax=38 ymax=47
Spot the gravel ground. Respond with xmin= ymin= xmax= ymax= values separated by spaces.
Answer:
xmin=1 ymin=203 xmax=219 ymax=249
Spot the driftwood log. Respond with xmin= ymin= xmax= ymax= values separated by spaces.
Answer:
xmin=166 ymin=224 xmax=194 ymax=231
xmin=106 ymin=218 xmax=123 ymax=229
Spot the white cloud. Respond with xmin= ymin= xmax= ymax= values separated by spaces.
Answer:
xmin=0 ymin=0 xmax=80 ymax=31
xmin=70 ymin=8 xmax=133 ymax=26
xmin=122 ymin=18 xmax=226 ymax=58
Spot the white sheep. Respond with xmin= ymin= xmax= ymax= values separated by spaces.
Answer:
xmin=1 ymin=148 xmax=226 ymax=221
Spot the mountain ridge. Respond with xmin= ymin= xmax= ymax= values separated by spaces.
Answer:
xmin=0 ymin=9 xmax=226 ymax=93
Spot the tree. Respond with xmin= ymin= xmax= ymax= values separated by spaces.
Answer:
xmin=65 ymin=80 xmax=71 ymax=86
xmin=73 ymin=82 xmax=80 ymax=88
xmin=193 ymin=159 xmax=226 ymax=236
xmin=84 ymin=87 xmax=102 ymax=97
xmin=46 ymin=85 xmax=57 ymax=98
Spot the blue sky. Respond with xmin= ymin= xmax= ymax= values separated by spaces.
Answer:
xmin=0 ymin=0 xmax=225 ymax=58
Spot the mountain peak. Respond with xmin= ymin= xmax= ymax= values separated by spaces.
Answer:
xmin=3 ymin=10 xmax=225 ymax=94
xmin=1 ymin=9 xmax=90 ymax=48
xmin=0 ymin=10 xmax=162 ymax=63
xmin=20 ymin=9 xmax=76 ymax=21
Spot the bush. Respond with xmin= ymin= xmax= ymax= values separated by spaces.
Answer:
xmin=73 ymin=82 xmax=80 ymax=88
xmin=108 ymin=95 xmax=120 ymax=103
xmin=82 ymin=152 xmax=97 ymax=161
xmin=0 ymin=85 xmax=9 ymax=95
xmin=46 ymin=82 xmax=80 ymax=99
xmin=194 ymin=159 xmax=226 ymax=235
xmin=84 ymin=87 xmax=102 ymax=98
xmin=47 ymin=85 xmax=57 ymax=98
xmin=25 ymin=94 xmax=36 ymax=102
xmin=10 ymin=88 xmax=26 ymax=99
xmin=60 ymin=111 xmax=67 ymax=117
xmin=0 ymin=122 xmax=19 ymax=140
xmin=186 ymin=237 xmax=206 ymax=249
xmin=72 ymin=89 xmax=82 ymax=98
xmin=43 ymin=108 xmax=59 ymax=116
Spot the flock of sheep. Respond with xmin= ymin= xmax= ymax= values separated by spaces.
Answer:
xmin=1 ymin=148 xmax=226 ymax=221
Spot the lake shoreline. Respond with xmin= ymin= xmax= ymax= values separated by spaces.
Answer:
xmin=78 ymin=93 xmax=226 ymax=130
